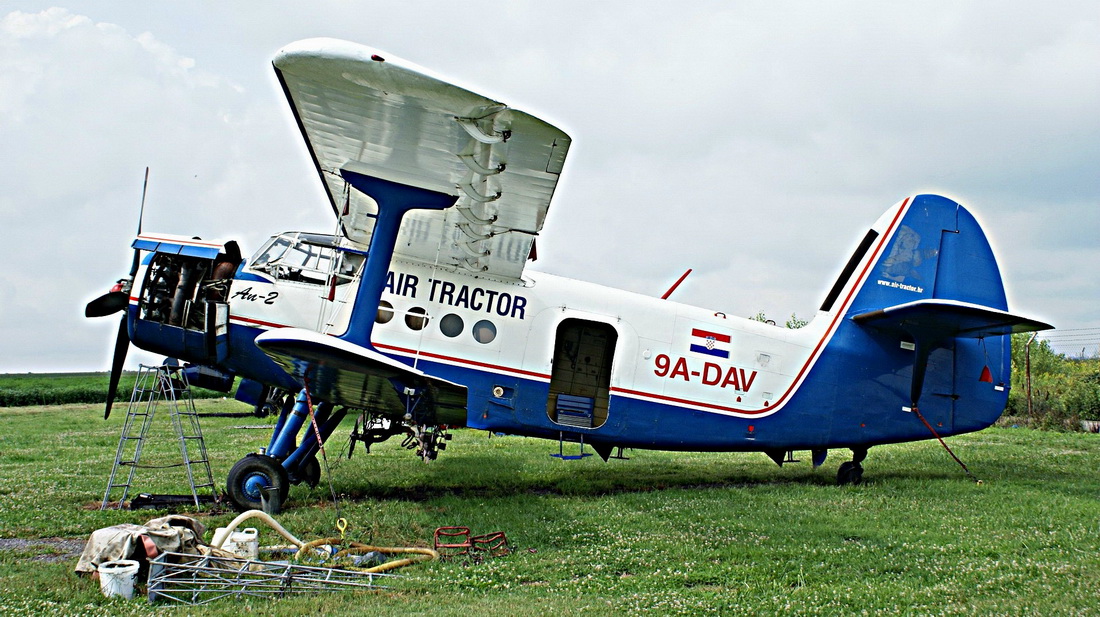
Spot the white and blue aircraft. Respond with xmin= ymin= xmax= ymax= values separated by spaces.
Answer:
xmin=86 ymin=39 xmax=1051 ymax=512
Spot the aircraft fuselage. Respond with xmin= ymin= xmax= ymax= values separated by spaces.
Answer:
xmin=127 ymin=197 xmax=1010 ymax=457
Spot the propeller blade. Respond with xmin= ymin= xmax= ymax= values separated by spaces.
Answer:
xmin=102 ymin=167 xmax=146 ymax=420
xmin=137 ymin=167 xmax=148 ymax=236
xmin=129 ymin=167 xmax=149 ymax=277
xmin=85 ymin=291 xmax=129 ymax=318
xmin=105 ymin=316 xmax=130 ymax=420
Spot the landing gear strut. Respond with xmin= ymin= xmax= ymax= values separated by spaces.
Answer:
xmin=836 ymin=447 xmax=868 ymax=486
xmin=226 ymin=389 xmax=349 ymax=512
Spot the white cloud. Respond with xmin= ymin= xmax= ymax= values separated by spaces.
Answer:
xmin=1 ymin=2 xmax=1096 ymax=372
xmin=0 ymin=7 xmax=325 ymax=372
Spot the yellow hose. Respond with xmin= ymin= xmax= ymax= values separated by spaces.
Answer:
xmin=212 ymin=511 xmax=436 ymax=573
xmin=295 ymin=537 xmax=439 ymax=573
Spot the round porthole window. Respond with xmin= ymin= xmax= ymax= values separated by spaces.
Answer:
xmin=472 ymin=319 xmax=497 ymax=344
xmin=439 ymin=313 xmax=464 ymax=338
xmin=405 ymin=306 xmax=429 ymax=330
xmin=376 ymin=300 xmax=394 ymax=324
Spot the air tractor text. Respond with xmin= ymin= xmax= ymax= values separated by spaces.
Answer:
xmin=383 ymin=271 xmax=528 ymax=319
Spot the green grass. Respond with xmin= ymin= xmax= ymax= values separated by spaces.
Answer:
xmin=0 ymin=400 xmax=1098 ymax=615
xmin=0 ymin=372 xmax=234 ymax=407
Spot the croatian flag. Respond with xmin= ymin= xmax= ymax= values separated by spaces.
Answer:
xmin=689 ymin=328 xmax=730 ymax=359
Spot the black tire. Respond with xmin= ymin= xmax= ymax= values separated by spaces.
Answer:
xmin=849 ymin=463 xmax=864 ymax=486
xmin=297 ymin=457 xmax=321 ymax=488
xmin=226 ymin=454 xmax=289 ymax=512
xmin=836 ymin=461 xmax=864 ymax=486
xmin=254 ymin=401 xmax=280 ymax=418
xmin=837 ymin=461 xmax=854 ymax=486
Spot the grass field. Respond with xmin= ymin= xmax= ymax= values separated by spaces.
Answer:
xmin=0 ymin=399 xmax=1097 ymax=616
xmin=0 ymin=372 xmax=233 ymax=407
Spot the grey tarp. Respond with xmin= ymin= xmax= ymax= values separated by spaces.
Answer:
xmin=75 ymin=514 xmax=206 ymax=574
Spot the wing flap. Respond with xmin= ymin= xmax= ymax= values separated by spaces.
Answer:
xmin=851 ymin=299 xmax=1052 ymax=339
xmin=254 ymin=329 xmax=468 ymax=426
xmin=274 ymin=38 xmax=571 ymax=281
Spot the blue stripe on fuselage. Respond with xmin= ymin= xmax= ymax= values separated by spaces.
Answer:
xmin=190 ymin=318 xmax=1008 ymax=453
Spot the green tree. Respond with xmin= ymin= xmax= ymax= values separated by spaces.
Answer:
xmin=1006 ymin=333 xmax=1100 ymax=428
xmin=785 ymin=313 xmax=808 ymax=329
xmin=750 ymin=311 xmax=807 ymax=329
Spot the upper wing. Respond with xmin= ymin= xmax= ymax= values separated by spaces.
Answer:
xmin=273 ymin=38 xmax=571 ymax=281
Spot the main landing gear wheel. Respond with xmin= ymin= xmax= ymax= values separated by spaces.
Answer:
xmin=836 ymin=461 xmax=864 ymax=486
xmin=226 ymin=454 xmax=289 ymax=513
xmin=299 ymin=457 xmax=321 ymax=489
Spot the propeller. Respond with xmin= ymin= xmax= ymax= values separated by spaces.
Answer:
xmin=104 ymin=317 xmax=130 ymax=419
xmin=84 ymin=288 xmax=129 ymax=318
xmin=87 ymin=168 xmax=149 ymax=419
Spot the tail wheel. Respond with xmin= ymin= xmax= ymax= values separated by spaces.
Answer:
xmin=836 ymin=461 xmax=864 ymax=486
xmin=226 ymin=454 xmax=289 ymax=512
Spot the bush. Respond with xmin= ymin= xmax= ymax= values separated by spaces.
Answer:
xmin=1007 ymin=334 xmax=1100 ymax=429
xmin=1063 ymin=369 xmax=1100 ymax=421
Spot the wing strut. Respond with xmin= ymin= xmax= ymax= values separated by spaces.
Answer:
xmin=337 ymin=171 xmax=457 ymax=349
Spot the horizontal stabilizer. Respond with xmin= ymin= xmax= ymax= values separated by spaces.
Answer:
xmin=254 ymin=329 xmax=467 ymax=425
xmin=851 ymin=299 xmax=1052 ymax=339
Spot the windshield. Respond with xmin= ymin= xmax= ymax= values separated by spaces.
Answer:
xmin=250 ymin=233 xmax=364 ymax=286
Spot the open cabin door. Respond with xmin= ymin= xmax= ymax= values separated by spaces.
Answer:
xmin=547 ymin=319 xmax=617 ymax=429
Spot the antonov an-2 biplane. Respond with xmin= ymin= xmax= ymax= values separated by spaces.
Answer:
xmin=86 ymin=38 xmax=1051 ymax=512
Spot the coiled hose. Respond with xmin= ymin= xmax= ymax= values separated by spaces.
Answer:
xmin=211 ymin=509 xmax=437 ymax=573
xmin=296 ymin=537 xmax=439 ymax=574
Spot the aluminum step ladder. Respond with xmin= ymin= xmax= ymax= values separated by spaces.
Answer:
xmin=100 ymin=364 xmax=218 ymax=509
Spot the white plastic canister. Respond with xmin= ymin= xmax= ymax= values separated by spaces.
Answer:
xmin=212 ymin=526 xmax=259 ymax=560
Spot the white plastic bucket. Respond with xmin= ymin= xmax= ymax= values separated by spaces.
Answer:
xmin=98 ymin=559 xmax=139 ymax=599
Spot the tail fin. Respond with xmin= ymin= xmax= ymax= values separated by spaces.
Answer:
xmin=822 ymin=194 xmax=1046 ymax=327
xmin=822 ymin=194 xmax=1050 ymax=415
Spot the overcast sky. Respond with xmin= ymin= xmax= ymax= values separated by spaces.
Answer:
xmin=2 ymin=1 xmax=1097 ymax=372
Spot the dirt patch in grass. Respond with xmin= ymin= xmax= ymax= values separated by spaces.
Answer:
xmin=0 ymin=537 xmax=85 ymax=562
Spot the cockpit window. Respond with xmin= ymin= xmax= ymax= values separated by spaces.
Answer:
xmin=251 ymin=236 xmax=291 ymax=270
xmin=250 ymin=233 xmax=364 ymax=286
